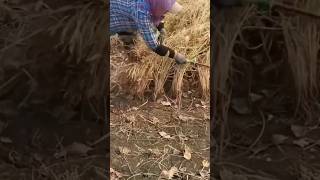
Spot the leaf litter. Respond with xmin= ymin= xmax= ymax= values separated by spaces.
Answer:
xmin=183 ymin=145 xmax=192 ymax=160
xmin=291 ymin=125 xmax=308 ymax=138
xmin=160 ymin=166 xmax=179 ymax=179
xmin=54 ymin=142 xmax=93 ymax=158
xmin=159 ymin=131 xmax=174 ymax=139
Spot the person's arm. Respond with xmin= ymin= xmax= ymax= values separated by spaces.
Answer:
xmin=136 ymin=14 xmax=186 ymax=64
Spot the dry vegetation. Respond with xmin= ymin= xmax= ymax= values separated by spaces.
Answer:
xmin=110 ymin=1 xmax=210 ymax=179
xmin=215 ymin=0 xmax=320 ymax=126
xmin=0 ymin=0 xmax=107 ymax=116
xmin=116 ymin=0 xmax=210 ymax=104
xmin=0 ymin=0 xmax=107 ymax=179
xmin=214 ymin=0 xmax=320 ymax=179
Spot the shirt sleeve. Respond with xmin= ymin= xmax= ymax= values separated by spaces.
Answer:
xmin=136 ymin=12 xmax=159 ymax=50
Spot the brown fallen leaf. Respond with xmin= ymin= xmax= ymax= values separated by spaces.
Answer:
xmin=161 ymin=166 xmax=178 ymax=179
xmin=179 ymin=167 xmax=187 ymax=172
xmin=159 ymin=131 xmax=173 ymax=139
xmin=178 ymin=135 xmax=189 ymax=141
xmin=267 ymin=114 xmax=274 ymax=121
xmin=110 ymin=168 xmax=124 ymax=180
xmin=202 ymin=160 xmax=210 ymax=168
xmin=173 ymin=149 xmax=181 ymax=155
xmin=183 ymin=145 xmax=192 ymax=160
xmin=125 ymin=115 xmax=136 ymax=123
xmin=0 ymin=137 xmax=12 ymax=144
xmin=249 ymin=93 xmax=263 ymax=102
xmin=65 ymin=142 xmax=93 ymax=156
xmin=272 ymin=134 xmax=288 ymax=145
xmin=126 ymin=106 xmax=138 ymax=112
xmin=200 ymin=101 xmax=209 ymax=109
xmin=164 ymin=146 xmax=170 ymax=154
xmin=151 ymin=117 xmax=160 ymax=124
xmin=148 ymin=148 xmax=162 ymax=156
xmin=203 ymin=113 xmax=210 ymax=120
xmin=118 ymin=146 xmax=131 ymax=155
xmin=54 ymin=149 xmax=67 ymax=159
xmin=200 ymin=170 xmax=210 ymax=178
xmin=291 ymin=125 xmax=308 ymax=138
xmin=293 ymin=138 xmax=311 ymax=148
xmin=161 ymin=101 xmax=171 ymax=106
xmin=231 ymin=98 xmax=251 ymax=115
xmin=178 ymin=114 xmax=196 ymax=122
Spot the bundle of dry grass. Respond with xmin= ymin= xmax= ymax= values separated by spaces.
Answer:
xmin=0 ymin=0 xmax=107 ymax=119
xmin=281 ymin=0 xmax=320 ymax=119
xmin=213 ymin=6 xmax=256 ymax=158
xmin=124 ymin=0 xmax=210 ymax=102
xmin=212 ymin=0 xmax=320 ymax=121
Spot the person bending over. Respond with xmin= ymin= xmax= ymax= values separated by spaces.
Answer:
xmin=110 ymin=0 xmax=187 ymax=64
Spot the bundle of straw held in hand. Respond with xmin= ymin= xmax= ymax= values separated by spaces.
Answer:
xmin=125 ymin=0 xmax=210 ymax=102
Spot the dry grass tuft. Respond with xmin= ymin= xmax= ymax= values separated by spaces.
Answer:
xmin=121 ymin=0 xmax=210 ymax=101
xmin=281 ymin=0 xmax=320 ymax=119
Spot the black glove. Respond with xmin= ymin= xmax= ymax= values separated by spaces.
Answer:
xmin=174 ymin=52 xmax=187 ymax=64
xmin=157 ymin=21 xmax=165 ymax=31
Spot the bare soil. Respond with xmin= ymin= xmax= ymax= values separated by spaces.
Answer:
xmin=0 ymin=0 xmax=108 ymax=178
xmin=214 ymin=110 xmax=320 ymax=180
xmin=110 ymin=42 xmax=210 ymax=180
xmin=110 ymin=96 xmax=210 ymax=180
xmin=0 ymin=104 xmax=107 ymax=180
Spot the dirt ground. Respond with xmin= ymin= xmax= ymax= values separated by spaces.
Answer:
xmin=110 ymin=41 xmax=210 ymax=180
xmin=110 ymin=96 xmax=210 ymax=180
xmin=213 ymin=80 xmax=320 ymax=179
xmin=0 ymin=104 xmax=107 ymax=179
xmin=0 ymin=1 xmax=108 ymax=179
xmin=214 ymin=109 xmax=320 ymax=180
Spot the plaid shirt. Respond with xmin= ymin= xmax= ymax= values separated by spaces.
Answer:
xmin=110 ymin=0 xmax=159 ymax=50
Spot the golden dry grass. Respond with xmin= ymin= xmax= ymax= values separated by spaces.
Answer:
xmin=281 ymin=0 xmax=320 ymax=118
xmin=123 ymin=0 xmax=210 ymax=101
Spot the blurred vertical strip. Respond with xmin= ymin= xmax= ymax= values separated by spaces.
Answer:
xmin=105 ymin=0 xmax=110 ymax=178
xmin=210 ymin=0 xmax=216 ymax=179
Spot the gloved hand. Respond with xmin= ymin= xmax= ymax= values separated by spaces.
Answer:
xmin=174 ymin=52 xmax=187 ymax=64
xmin=158 ymin=28 xmax=166 ymax=45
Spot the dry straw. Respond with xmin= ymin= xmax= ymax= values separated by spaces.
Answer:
xmin=125 ymin=0 xmax=210 ymax=102
xmin=281 ymin=0 xmax=320 ymax=119
xmin=213 ymin=6 xmax=255 ymax=158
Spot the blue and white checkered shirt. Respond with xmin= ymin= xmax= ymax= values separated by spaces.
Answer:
xmin=110 ymin=0 xmax=159 ymax=50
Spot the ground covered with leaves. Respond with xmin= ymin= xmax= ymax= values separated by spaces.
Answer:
xmin=0 ymin=107 xmax=107 ymax=179
xmin=214 ymin=109 xmax=320 ymax=180
xmin=110 ymin=41 xmax=210 ymax=180
xmin=213 ymin=1 xmax=320 ymax=179
xmin=0 ymin=0 xmax=107 ymax=179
